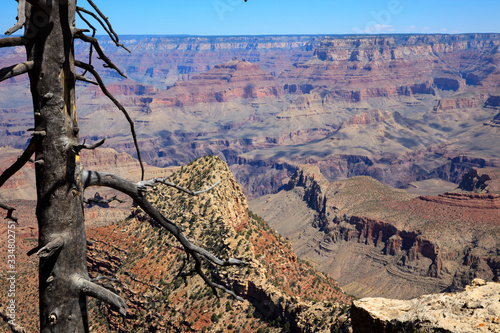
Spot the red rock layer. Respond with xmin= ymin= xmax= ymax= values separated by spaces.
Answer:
xmin=149 ymin=60 xmax=284 ymax=107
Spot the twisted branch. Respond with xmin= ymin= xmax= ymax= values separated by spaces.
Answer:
xmin=5 ymin=0 xmax=26 ymax=36
xmin=82 ymin=170 xmax=246 ymax=300
xmin=73 ymin=138 xmax=105 ymax=154
xmin=0 ymin=61 xmax=34 ymax=83
xmin=75 ymin=60 xmax=144 ymax=180
xmin=0 ymin=138 xmax=35 ymax=187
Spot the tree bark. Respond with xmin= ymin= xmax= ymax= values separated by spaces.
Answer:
xmin=25 ymin=1 xmax=91 ymax=331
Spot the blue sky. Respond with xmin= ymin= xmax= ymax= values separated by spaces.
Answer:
xmin=1 ymin=0 xmax=499 ymax=36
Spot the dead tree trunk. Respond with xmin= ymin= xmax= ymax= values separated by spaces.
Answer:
xmin=25 ymin=1 xmax=100 ymax=331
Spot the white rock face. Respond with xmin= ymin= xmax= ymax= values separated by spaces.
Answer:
xmin=351 ymin=279 xmax=500 ymax=333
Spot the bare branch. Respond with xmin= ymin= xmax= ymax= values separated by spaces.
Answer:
xmin=73 ymin=138 xmax=105 ymax=154
xmin=73 ymin=276 xmax=127 ymax=316
xmin=82 ymin=170 xmax=247 ymax=299
xmin=0 ymin=202 xmax=18 ymax=223
xmin=195 ymin=254 xmax=244 ymax=301
xmin=76 ymin=8 xmax=97 ymax=76
xmin=0 ymin=61 xmax=34 ymax=83
xmin=180 ymin=252 xmax=244 ymax=300
xmin=5 ymin=0 xmax=26 ymax=36
xmin=0 ymin=36 xmax=27 ymax=48
xmin=84 ymin=195 xmax=125 ymax=206
xmin=0 ymin=138 xmax=35 ymax=187
xmin=76 ymin=7 xmax=111 ymax=37
xmin=75 ymin=60 xmax=145 ymax=180
xmin=160 ymin=179 xmax=222 ymax=196
xmin=137 ymin=177 xmax=221 ymax=196
xmin=75 ymin=32 xmax=127 ymax=77
xmin=36 ymin=237 xmax=64 ymax=259
xmin=76 ymin=74 xmax=98 ymax=85
xmin=83 ymin=0 xmax=131 ymax=52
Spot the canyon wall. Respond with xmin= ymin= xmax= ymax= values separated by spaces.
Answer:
xmin=250 ymin=166 xmax=500 ymax=300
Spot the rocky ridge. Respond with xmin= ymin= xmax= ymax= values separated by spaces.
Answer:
xmin=1 ymin=156 xmax=353 ymax=332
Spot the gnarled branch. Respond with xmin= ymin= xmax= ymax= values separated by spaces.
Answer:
xmin=73 ymin=138 xmax=105 ymax=154
xmin=82 ymin=170 xmax=247 ymax=300
xmin=73 ymin=275 xmax=127 ymax=316
xmin=0 ymin=61 xmax=34 ymax=83
xmin=0 ymin=202 xmax=18 ymax=223
xmin=5 ymin=0 xmax=26 ymax=35
xmin=0 ymin=138 xmax=35 ymax=187
xmin=76 ymin=74 xmax=98 ymax=85
xmin=75 ymin=60 xmax=144 ymax=180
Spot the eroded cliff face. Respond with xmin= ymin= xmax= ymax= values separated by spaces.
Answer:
xmin=72 ymin=35 xmax=321 ymax=88
xmin=250 ymin=166 xmax=500 ymax=300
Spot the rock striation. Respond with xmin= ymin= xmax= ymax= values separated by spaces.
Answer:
xmin=150 ymin=59 xmax=284 ymax=107
xmin=3 ymin=33 xmax=500 ymax=199
xmin=351 ymin=279 xmax=500 ymax=333
xmin=280 ymin=34 xmax=500 ymax=102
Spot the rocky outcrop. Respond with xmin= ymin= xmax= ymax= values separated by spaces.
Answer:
xmin=351 ymin=279 xmax=500 ymax=333
xmin=433 ymin=94 xmax=489 ymax=111
xmin=427 ymin=155 xmax=496 ymax=184
xmin=419 ymin=192 xmax=500 ymax=209
xmin=83 ymin=156 xmax=352 ymax=332
xmin=344 ymin=109 xmax=393 ymax=125
xmin=459 ymin=167 xmax=500 ymax=194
